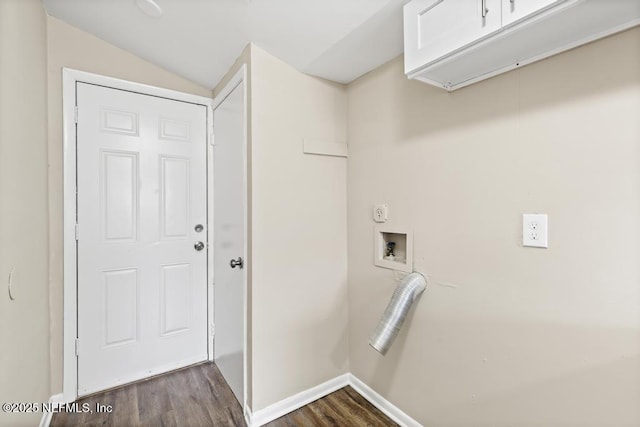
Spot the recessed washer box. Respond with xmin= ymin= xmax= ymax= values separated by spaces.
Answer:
xmin=374 ymin=226 xmax=413 ymax=273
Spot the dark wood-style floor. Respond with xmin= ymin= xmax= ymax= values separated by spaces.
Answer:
xmin=263 ymin=386 xmax=397 ymax=427
xmin=51 ymin=363 xmax=398 ymax=426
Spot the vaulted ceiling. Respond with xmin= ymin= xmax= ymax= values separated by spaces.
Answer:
xmin=43 ymin=0 xmax=407 ymax=89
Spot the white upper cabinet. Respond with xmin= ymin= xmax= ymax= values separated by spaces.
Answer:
xmin=502 ymin=0 xmax=565 ymax=27
xmin=404 ymin=0 xmax=640 ymax=91
xmin=404 ymin=0 xmax=502 ymax=74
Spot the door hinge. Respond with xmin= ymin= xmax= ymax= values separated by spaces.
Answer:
xmin=75 ymin=338 xmax=79 ymax=356
xmin=75 ymin=223 xmax=79 ymax=241
xmin=210 ymin=323 xmax=215 ymax=337
xmin=209 ymin=130 xmax=215 ymax=146
xmin=74 ymin=106 xmax=78 ymax=124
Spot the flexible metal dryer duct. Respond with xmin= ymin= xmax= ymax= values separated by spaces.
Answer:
xmin=369 ymin=272 xmax=427 ymax=355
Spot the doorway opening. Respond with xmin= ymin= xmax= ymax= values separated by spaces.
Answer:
xmin=62 ymin=69 xmax=215 ymax=402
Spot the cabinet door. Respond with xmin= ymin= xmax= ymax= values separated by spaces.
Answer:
xmin=404 ymin=0 xmax=502 ymax=75
xmin=502 ymin=0 xmax=568 ymax=27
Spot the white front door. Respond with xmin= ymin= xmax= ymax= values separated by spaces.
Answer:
xmin=213 ymin=81 xmax=245 ymax=405
xmin=76 ymin=83 xmax=208 ymax=396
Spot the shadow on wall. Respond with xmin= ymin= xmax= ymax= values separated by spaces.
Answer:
xmin=355 ymin=27 xmax=640 ymax=144
xmin=422 ymin=354 xmax=640 ymax=426
xmin=252 ymin=276 xmax=349 ymax=408
xmin=367 ymin=313 xmax=640 ymax=426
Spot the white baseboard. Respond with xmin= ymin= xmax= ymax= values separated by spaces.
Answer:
xmin=348 ymin=374 xmax=422 ymax=427
xmin=39 ymin=393 xmax=64 ymax=427
xmin=249 ymin=374 xmax=349 ymax=426
xmin=41 ymin=375 xmax=420 ymax=427
xmin=247 ymin=373 xmax=421 ymax=427
xmin=244 ymin=404 xmax=253 ymax=426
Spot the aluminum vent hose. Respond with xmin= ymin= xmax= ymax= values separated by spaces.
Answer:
xmin=369 ymin=272 xmax=427 ymax=355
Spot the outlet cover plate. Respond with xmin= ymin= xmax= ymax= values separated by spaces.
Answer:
xmin=523 ymin=214 xmax=548 ymax=248
xmin=373 ymin=204 xmax=388 ymax=223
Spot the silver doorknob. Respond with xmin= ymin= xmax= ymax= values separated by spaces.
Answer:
xmin=230 ymin=257 xmax=244 ymax=269
xmin=194 ymin=241 xmax=205 ymax=251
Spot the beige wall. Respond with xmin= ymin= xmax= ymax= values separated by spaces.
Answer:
xmin=249 ymin=45 xmax=349 ymax=411
xmin=346 ymin=27 xmax=640 ymax=426
xmin=46 ymin=15 xmax=212 ymax=394
xmin=0 ymin=0 xmax=50 ymax=426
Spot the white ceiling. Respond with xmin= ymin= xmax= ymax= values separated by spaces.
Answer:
xmin=43 ymin=0 xmax=407 ymax=89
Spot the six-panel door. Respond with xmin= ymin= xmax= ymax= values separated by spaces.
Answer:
xmin=76 ymin=83 xmax=208 ymax=396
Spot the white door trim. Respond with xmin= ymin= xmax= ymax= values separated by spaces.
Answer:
xmin=211 ymin=64 xmax=249 ymax=418
xmin=62 ymin=68 xmax=214 ymax=403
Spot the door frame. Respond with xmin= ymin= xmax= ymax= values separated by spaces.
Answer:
xmin=211 ymin=65 xmax=249 ymax=418
xmin=62 ymin=68 xmax=215 ymax=403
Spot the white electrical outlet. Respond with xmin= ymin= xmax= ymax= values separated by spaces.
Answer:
xmin=523 ymin=214 xmax=548 ymax=248
xmin=373 ymin=204 xmax=388 ymax=223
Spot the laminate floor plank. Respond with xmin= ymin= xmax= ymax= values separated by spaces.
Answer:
xmin=319 ymin=394 xmax=366 ymax=427
xmin=307 ymin=400 xmax=342 ymax=426
xmin=113 ymin=384 xmax=141 ymax=426
xmin=216 ymin=406 xmax=247 ymax=427
xmin=295 ymin=406 xmax=326 ymax=427
xmin=138 ymin=409 xmax=178 ymax=427
xmin=288 ymin=407 xmax=321 ymax=427
xmin=52 ymin=363 xmax=397 ymax=427
xmin=136 ymin=376 xmax=172 ymax=423
xmin=266 ymin=386 xmax=398 ymax=427
xmin=325 ymin=391 xmax=369 ymax=427
xmin=330 ymin=388 xmax=391 ymax=427
xmin=343 ymin=386 xmax=394 ymax=426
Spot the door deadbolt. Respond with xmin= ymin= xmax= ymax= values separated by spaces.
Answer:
xmin=230 ymin=257 xmax=244 ymax=269
xmin=194 ymin=241 xmax=205 ymax=251
xmin=194 ymin=224 xmax=204 ymax=232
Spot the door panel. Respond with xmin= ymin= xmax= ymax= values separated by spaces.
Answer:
xmin=160 ymin=157 xmax=190 ymax=238
xmin=213 ymin=81 xmax=246 ymax=406
xmin=102 ymin=151 xmax=138 ymax=240
xmin=103 ymin=268 xmax=138 ymax=346
xmin=77 ymin=83 xmax=208 ymax=396
xmin=160 ymin=263 xmax=191 ymax=335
